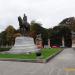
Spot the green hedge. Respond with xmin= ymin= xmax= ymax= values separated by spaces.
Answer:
xmin=0 ymin=47 xmax=11 ymax=52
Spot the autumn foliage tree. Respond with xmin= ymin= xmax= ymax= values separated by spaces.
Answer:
xmin=5 ymin=25 xmax=16 ymax=46
xmin=30 ymin=21 xmax=42 ymax=43
xmin=30 ymin=21 xmax=49 ymax=45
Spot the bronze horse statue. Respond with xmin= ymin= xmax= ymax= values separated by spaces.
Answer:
xmin=18 ymin=14 xmax=30 ymax=36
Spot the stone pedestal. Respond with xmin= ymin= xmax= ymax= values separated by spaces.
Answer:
xmin=7 ymin=36 xmax=37 ymax=54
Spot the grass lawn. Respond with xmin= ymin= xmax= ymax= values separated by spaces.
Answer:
xmin=0 ymin=48 xmax=62 ymax=60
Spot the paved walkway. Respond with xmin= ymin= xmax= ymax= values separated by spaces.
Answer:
xmin=0 ymin=48 xmax=75 ymax=75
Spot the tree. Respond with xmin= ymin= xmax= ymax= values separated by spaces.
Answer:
xmin=60 ymin=26 xmax=72 ymax=47
xmin=30 ymin=21 xmax=49 ymax=45
xmin=30 ymin=21 xmax=42 ymax=34
xmin=41 ymin=28 xmax=48 ymax=45
xmin=50 ymin=26 xmax=62 ymax=47
xmin=5 ymin=25 xmax=16 ymax=46
xmin=50 ymin=26 xmax=72 ymax=47
xmin=59 ymin=17 xmax=75 ymax=31
xmin=47 ymin=28 xmax=53 ymax=38
xmin=0 ymin=31 xmax=7 ymax=46
xmin=30 ymin=21 xmax=42 ymax=43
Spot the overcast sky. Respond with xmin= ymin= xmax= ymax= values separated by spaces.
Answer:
xmin=0 ymin=0 xmax=75 ymax=32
